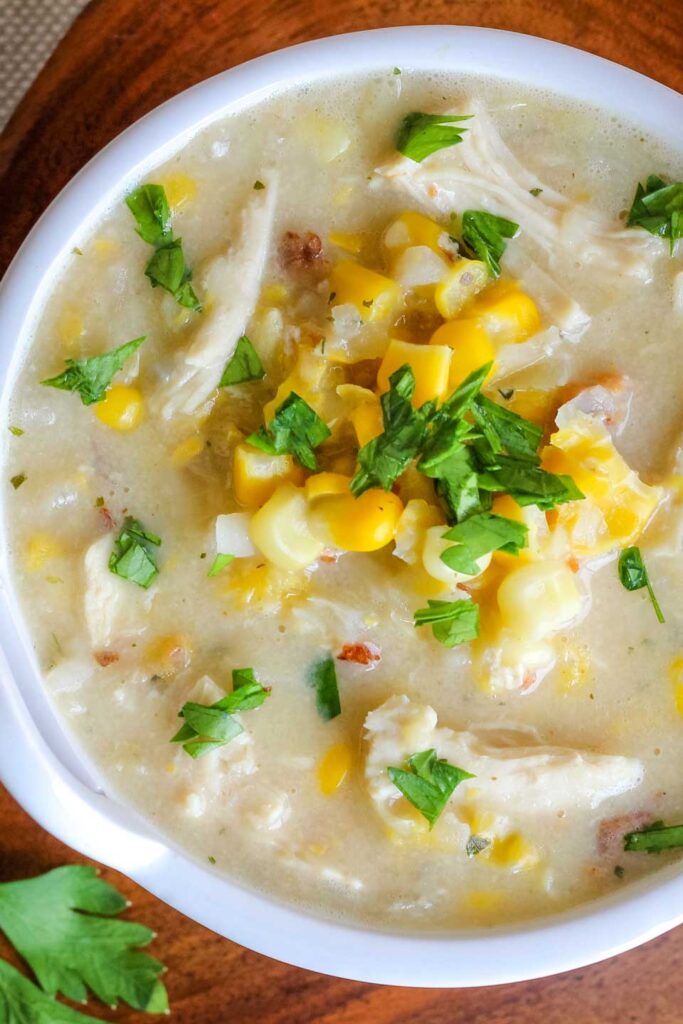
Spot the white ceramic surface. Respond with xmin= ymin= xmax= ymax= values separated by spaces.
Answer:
xmin=1 ymin=27 xmax=682 ymax=987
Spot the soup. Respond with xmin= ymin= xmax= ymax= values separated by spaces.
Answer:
xmin=2 ymin=70 xmax=682 ymax=930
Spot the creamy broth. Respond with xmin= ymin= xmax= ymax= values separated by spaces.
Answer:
xmin=2 ymin=71 xmax=682 ymax=930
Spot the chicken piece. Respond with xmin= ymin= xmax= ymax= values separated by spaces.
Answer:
xmin=554 ymin=379 xmax=633 ymax=438
xmin=364 ymin=695 xmax=643 ymax=840
xmin=83 ymin=535 xmax=154 ymax=650
xmin=376 ymin=100 xmax=660 ymax=279
xmin=156 ymin=176 xmax=278 ymax=418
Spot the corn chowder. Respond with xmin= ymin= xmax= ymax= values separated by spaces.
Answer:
xmin=2 ymin=72 xmax=683 ymax=930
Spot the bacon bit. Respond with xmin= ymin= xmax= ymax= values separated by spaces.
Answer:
xmin=337 ymin=643 xmax=381 ymax=666
xmin=94 ymin=650 xmax=119 ymax=667
xmin=566 ymin=555 xmax=580 ymax=573
xmin=520 ymin=671 xmax=538 ymax=693
xmin=280 ymin=231 xmax=325 ymax=270
xmin=98 ymin=506 xmax=115 ymax=530
xmin=427 ymin=183 xmax=438 ymax=199
xmin=597 ymin=811 xmax=656 ymax=857
xmin=320 ymin=553 xmax=339 ymax=564
xmin=546 ymin=509 xmax=560 ymax=530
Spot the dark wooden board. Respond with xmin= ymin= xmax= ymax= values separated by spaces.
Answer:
xmin=1 ymin=1 xmax=681 ymax=1020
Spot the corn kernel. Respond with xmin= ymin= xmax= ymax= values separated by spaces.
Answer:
xmin=56 ymin=307 xmax=84 ymax=354
xmin=318 ymin=743 xmax=352 ymax=795
xmin=377 ymin=339 xmax=451 ymax=408
xmin=489 ymin=832 xmax=540 ymax=872
xmin=25 ymin=533 xmax=63 ymax=571
xmin=159 ymin=173 xmax=197 ymax=210
xmin=465 ymin=280 xmax=541 ymax=344
xmin=250 ymin=484 xmax=324 ymax=570
xmin=349 ymin=400 xmax=384 ymax=446
xmin=305 ymin=472 xmax=351 ymax=501
xmin=146 ymin=634 xmax=192 ymax=678
xmin=383 ymin=211 xmax=446 ymax=255
xmin=93 ymin=238 xmax=119 ymax=257
xmin=329 ymin=261 xmax=401 ymax=323
xmin=497 ymin=560 xmax=583 ymax=641
xmin=234 ymin=443 xmax=304 ymax=507
xmin=430 ymin=319 xmax=496 ymax=391
xmin=462 ymin=890 xmax=504 ymax=915
xmin=260 ymin=281 xmax=289 ymax=306
xmin=172 ymin=434 xmax=205 ymax=466
xmin=434 ymin=259 xmax=489 ymax=319
xmin=95 ymin=385 xmax=144 ymax=431
xmin=328 ymin=231 xmax=365 ymax=254
xmin=310 ymin=488 xmax=404 ymax=553
xmin=393 ymin=498 xmax=443 ymax=565
xmin=670 ymin=656 xmax=683 ymax=716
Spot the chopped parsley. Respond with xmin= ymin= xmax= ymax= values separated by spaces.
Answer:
xmin=248 ymin=392 xmax=331 ymax=471
xmin=466 ymin=834 xmax=491 ymax=857
xmin=10 ymin=473 xmax=26 ymax=489
xmin=396 ymin=112 xmax=472 ymax=163
xmin=219 ymin=335 xmax=265 ymax=386
xmin=108 ymin=517 xmax=160 ymax=589
xmin=627 ymin=174 xmax=683 ymax=253
xmin=529 ymin=187 xmax=543 ymax=197
xmin=388 ymin=749 xmax=473 ymax=828
xmin=351 ymin=365 xmax=429 ymax=496
xmin=306 ymin=653 xmax=341 ymax=721
xmin=392 ymin=67 xmax=402 ymax=75
xmin=0 ymin=865 xmax=168 ymax=1013
xmin=624 ymin=821 xmax=683 ymax=853
xmin=618 ymin=546 xmax=665 ymax=623
xmin=126 ymin=183 xmax=202 ymax=310
xmin=172 ymin=667 xmax=270 ymax=758
xmin=8 ymin=425 xmax=24 ymax=436
xmin=460 ymin=210 xmax=519 ymax=277
xmin=41 ymin=336 xmax=145 ymax=406
xmin=414 ymin=598 xmax=480 ymax=648
xmin=253 ymin=180 xmax=265 ymax=190
xmin=440 ymin=512 xmax=528 ymax=576
xmin=207 ymin=552 xmax=234 ymax=577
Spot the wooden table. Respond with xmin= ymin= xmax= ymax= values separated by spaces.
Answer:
xmin=1 ymin=2 xmax=681 ymax=1020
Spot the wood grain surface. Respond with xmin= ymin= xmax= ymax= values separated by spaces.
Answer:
xmin=0 ymin=1 xmax=681 ymax=1021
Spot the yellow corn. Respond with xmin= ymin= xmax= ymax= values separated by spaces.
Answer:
xmin=94 ymin=385 xmax=144 ymax=431
xmin=172 ymin=434 xmax=205 ymax=466
xmin=309 ymin=483 xmax=404 ymax=552
xmin=56 ymin=307 xmax=84 ymax=354
xmin=434 ymin=259 xmax=489 ymax=319
xmin=489 ymin=833 xmax=540 ymax=872
xmin=383 ymin=210 xmax=446 ymax=255
xmin=430 ymin=319 xmax=496 ymax=391
xmin=349 ymin=400 xmax=383 ymax=446
xmin=328 ymin=261 xmax=401 ymax=323
xmin=377 ymin=339 xmax=451 ymax=408
xmin=25 ymin=533 xmax=63 ymax=571
xmin=159 ymin=173 xmax=197 ymax=210
xmin=93 ymin=238 xmax=119 ymax=257
xmin=234 ymin=443 xmax=305 ymax=507
xmin=497 ymin=560 xmax=583 ymax=640
xmin=145 ymin=634 xmax=192 ymax=678
xmin=671 ymin=656 xmax=683 ymax=716
xmin=318 ymin=743 xmax=352 ymax=795
xmin=260 ymin=281 xmax=289 ymax=306
xmin=328 ymin=231 xmax=365 ymax=254
xmin=465 ymin=280 xmax=541 ymax=344
xmin=249 ymin=484 xmax=324 ymax=570
xmin=305 ymin=472 xmax=351 ymax=502
xmin=393 ymin=498 xmax=444 ymax=565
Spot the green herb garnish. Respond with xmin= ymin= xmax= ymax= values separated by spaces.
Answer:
xmin=109 ymin=516 xmax=161 ymax=589
xmin=388 ymin=749 xmax=473 ymax=828
xmin=351 ymin=365 xmax=430 ymax=495
xmin=219 ymin=335 xmax=265 ymax=387
xmin=624 ymin=820 xmax=683 ymax=853
xmin=253 ymin=180 xmax=265 ymax=190
xmin=207 ymin=552 xmax=235 ymax=577
xmin=248 ymin=392 xmax=331 ymax=471
xmin=172 ymin=667 xmax=270 ymax=758
xmin=10 ymin=473 xmax=26 ymax=489
xmin=392 ymin=67 xmax=402 ymax=75
xmin=466 ymin=834 xmax=491 ymax=856
xmin=8 ymin=425 xmax=24 ymax=436
xmin=306 ymin=653 xmax=341 ymax=721
xmin=461 ymin=210 xmax=519 ymax=277
xmin=0 ymin=866 xmax=168 ymax=1014
xmin=414 ymin=598 xmax=480 ymax=648
xmin=618 ymin=546 xmax=665 ymax=623
xmin=440 ymin=512 xmax=528 ymax=576
xmin=529 ymin=187 xmax=543 ymax=197
xmin=627 ymin=175 xmax=683 ymax=253
xmin=41 ymin=336 xmax=145 ymax=406
xmin=396 ymin=112 xmax=472 ymax=163
xmin=126 ymin=183 xmax=202 ymax=310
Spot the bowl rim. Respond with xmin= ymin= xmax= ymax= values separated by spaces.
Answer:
xmin=1 ymin=25 xmax=682 ymax=988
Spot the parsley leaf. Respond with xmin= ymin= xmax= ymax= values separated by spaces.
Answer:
xmin=461 ymin=210 xmax=519 ymax=277
xmin=219 ymin=335 xmax=265 ymax=387
xmin=10 ymin=473 xmax=26 ymax=489
xmin=471 ymin=395 xmax=542 ymax=463
xmin=479 ymin=455 xmax=584 ymax=509
xmin=207 ymin=552 xmax=235 ymax=577
xmin=618 ymin=546 xmax=665 ymax=623
xmin=125 ymin=183 xmax=172 ymax=246
xmin=414 ymin=598 xmax=480 ymax=647
xmin=430 ymin=447 xmax=488 ymax=523
xmin=351 ymin=365 xmax=429 ymax=495
xmin=0 ymin=866 xmax=168 ymax=1013
xmin=306 ymin=653 xmax=341 ymax=721
xmin=172 ymin=667 xmax=270 ymax=758
xmin=466 ymin=834 xmax=491 ymax=857
xmin=109 ymin=517 xmax=161 ymax=589
xmin=396 ymin=112 xmax=472 ymax=163
xmin=388 ymin=749 xmax=473 ymax=828
xmin=41 ymin=336 xmax=145 ymax=406
xmin=624 ymin=821 xmax=683 ymax=853
xmin=440 ymin=512 xmax=528 ymax=575
xmin=8 ymin=425 xmax=24 ymax=436
xmin=0 ymin=960 xmax=101 ymax=1022
xmin=418 ymin=363 xmax=491 ymax=474
xmin=626 ymin=175 xmax=683 ymax=253
xmin=248 ymin=392 xmax=331 ymax=471
xmin=145 ymin=238 xmax=202 ymax=311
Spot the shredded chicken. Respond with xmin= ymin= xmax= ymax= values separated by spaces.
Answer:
xmin=156 ymin=175 xmax=278 ymax=418
xmin=83 ymin=535 xmax=154 ymax=650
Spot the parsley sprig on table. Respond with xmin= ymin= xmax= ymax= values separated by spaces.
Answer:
xmin=0 ymin=866 xmax=168 ymax=1019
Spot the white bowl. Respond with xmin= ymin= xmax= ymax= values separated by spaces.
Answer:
xmin=1 ymin=26 xmax=682 ymax=987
